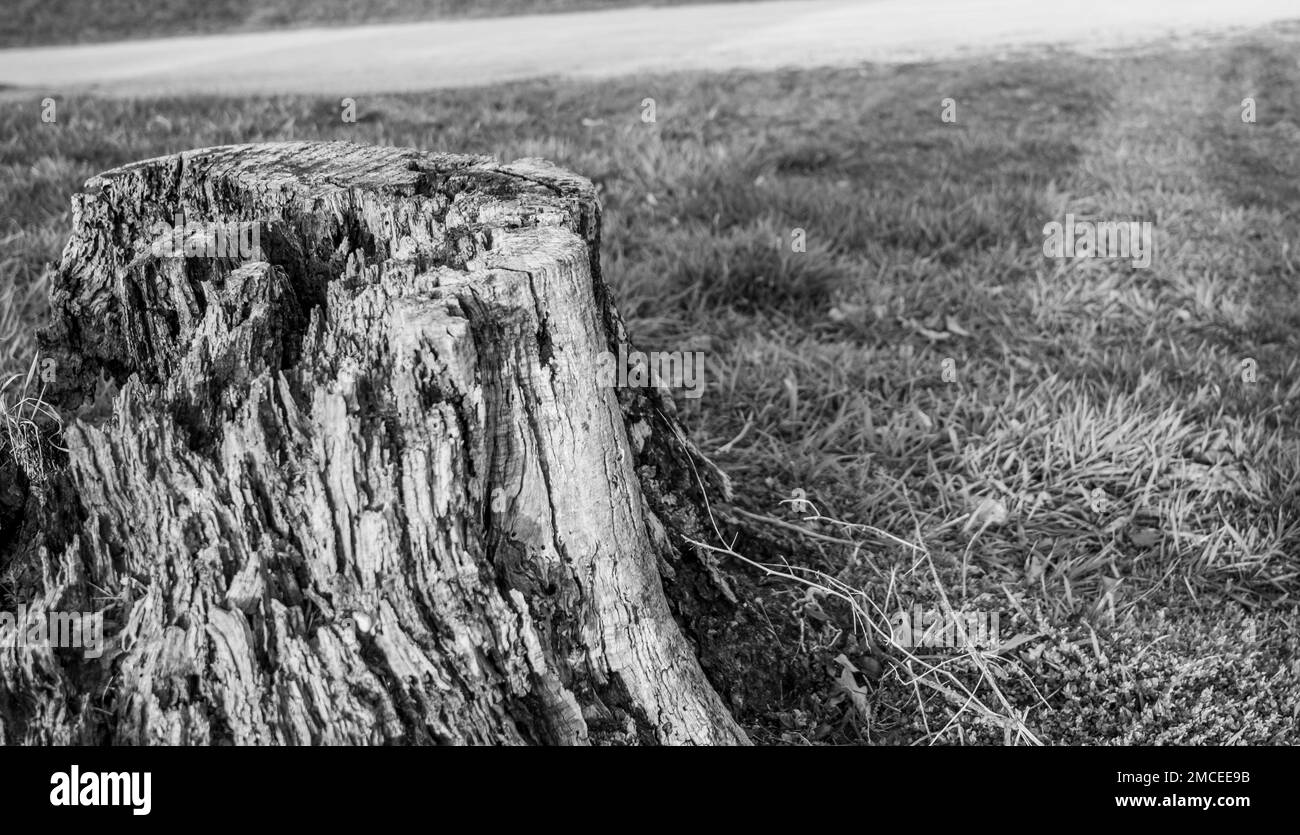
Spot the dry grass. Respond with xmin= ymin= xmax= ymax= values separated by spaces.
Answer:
xmin=3 ymin=25 xmax=1300 ymax=743
xmin=0 ymin=354 xmax=63 ymax=488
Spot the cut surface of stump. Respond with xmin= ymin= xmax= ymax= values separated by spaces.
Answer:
xmin=0 ymin=141 xmax=747 ymax=745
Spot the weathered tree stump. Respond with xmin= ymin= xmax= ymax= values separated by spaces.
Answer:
xmin=0 ymin=142 xmax=747 ymax=745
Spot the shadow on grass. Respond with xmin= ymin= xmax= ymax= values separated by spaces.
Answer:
xmin=643 ymin=60 xmax=1112 ymax=325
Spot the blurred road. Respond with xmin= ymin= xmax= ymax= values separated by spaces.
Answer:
xmin=1 ymin=0 xmax=1297 ymax=97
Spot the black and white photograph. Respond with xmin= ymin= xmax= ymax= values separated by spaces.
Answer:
xmin=0 ymin=0 xmax=1294 ymax=817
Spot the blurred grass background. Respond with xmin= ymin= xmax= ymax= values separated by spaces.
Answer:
xmin=0 ymin=0 xmax=768 ymax=48
xmin=3 ymin=26 xmax=1300 ymax=743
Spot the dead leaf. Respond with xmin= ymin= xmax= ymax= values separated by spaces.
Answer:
xmin=994 ymin=632 xmax=1044 ymax=655
xmin=944 ymin=315 xmax=972 ymax=337
xmin=963 ymin=496 xmax=1009 ymax=533
xmin=833 ymin=655 xmax=872 ymax=720
xmin=1128 ymin=527 xmax=1161 ymax=548
xmin=799 ymin=587 xmax=829 ymax=622
xmin=904 ymin=317 xmax=951 ymax=342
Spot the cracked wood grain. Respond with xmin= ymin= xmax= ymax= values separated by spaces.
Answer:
xmin=0 ymin=141 xmax=746 ymax=746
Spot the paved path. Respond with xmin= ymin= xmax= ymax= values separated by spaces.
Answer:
xmin=1 ymin=0 xmax=1297 ymax=97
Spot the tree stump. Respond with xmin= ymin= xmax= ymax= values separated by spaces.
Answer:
xmin=0 ymin=142 xmax=748 ymax=745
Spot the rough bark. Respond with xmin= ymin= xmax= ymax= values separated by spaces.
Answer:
xmin=0 ymin=141 xmax=747 ymax=745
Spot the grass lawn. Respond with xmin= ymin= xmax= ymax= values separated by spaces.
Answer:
xmin=4 ymin=26 xmax=1300 ymax=744
xmin=0 ymin=0 xmax=763 ymax=48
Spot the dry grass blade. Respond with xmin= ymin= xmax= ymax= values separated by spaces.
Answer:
xmin=684 ymin=444 xmax=1043 ymax=745
xmin=0 ymin=352 xmax=66 ymax=486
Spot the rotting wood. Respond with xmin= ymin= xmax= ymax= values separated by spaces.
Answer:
xmin=0 ymin=141 xmax=749 ymax=745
